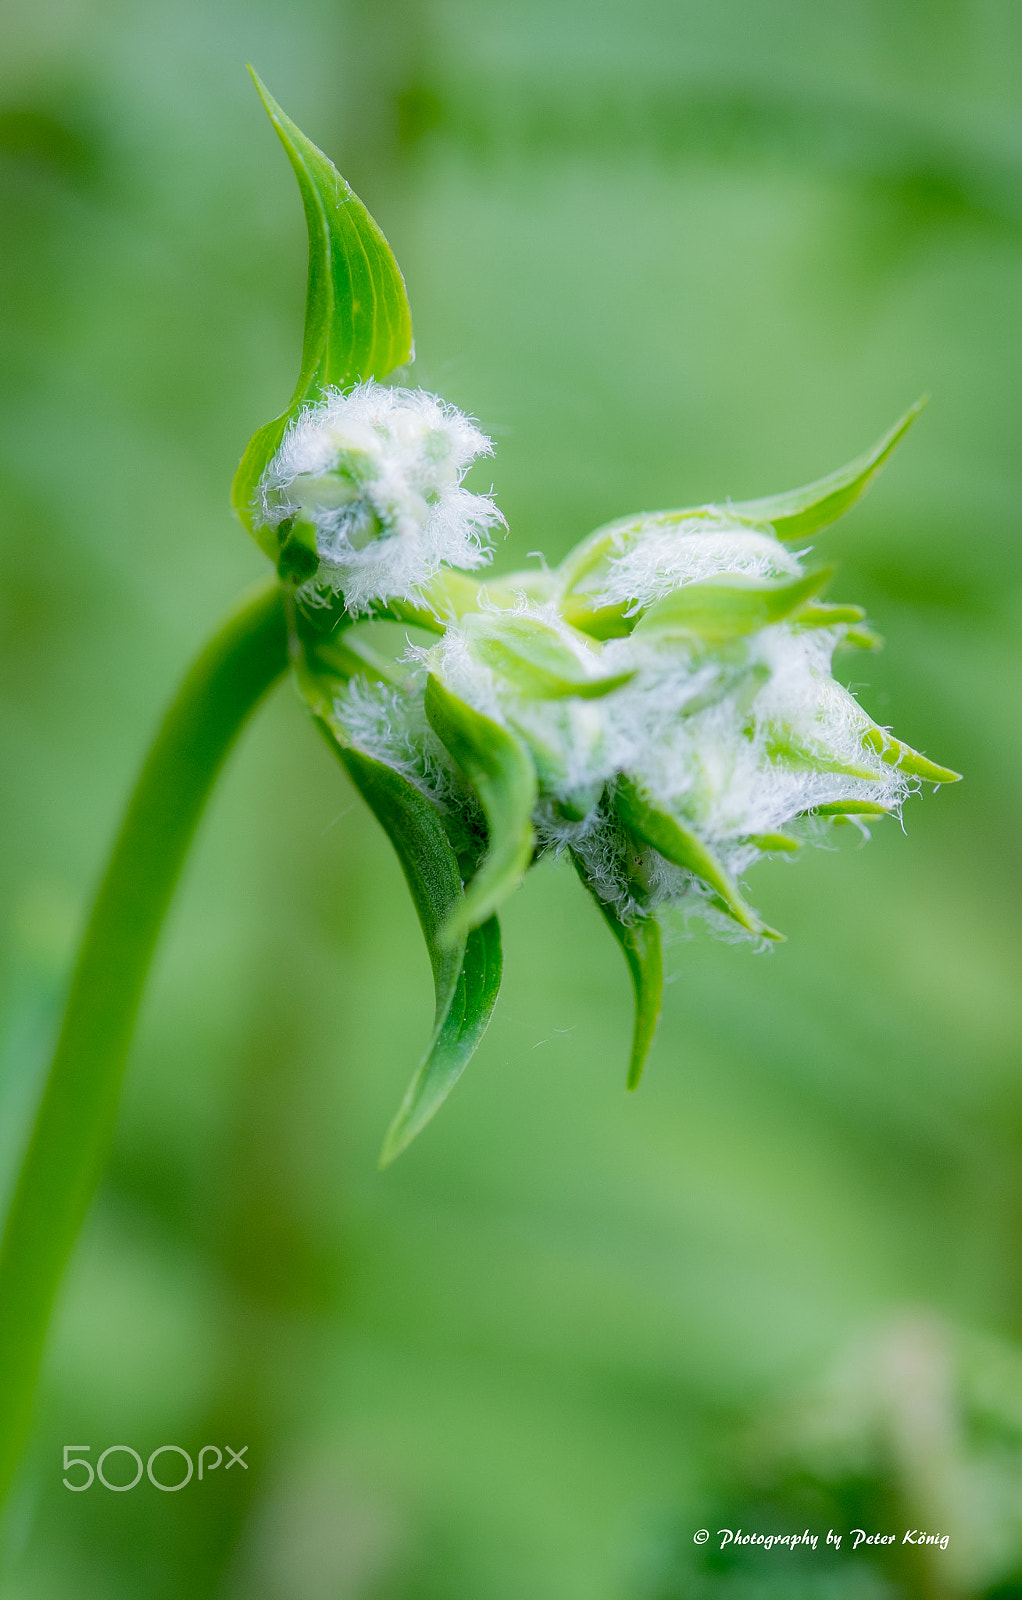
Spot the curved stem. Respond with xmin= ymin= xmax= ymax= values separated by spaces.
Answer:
xmin=0 ymin=578 xmax=289 ymax=1507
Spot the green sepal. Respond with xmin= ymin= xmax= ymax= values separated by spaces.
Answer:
xmin=571 ymin=852 xmax=662 ymax=1090
xmin=464 ymin=613 xmax=634 ymax=700
xmin=794 ymin=603 xmax=867 ymax=629
xmin=276 ymin=517 xmax=319 ymax=583
xmin=423 ymin=675 xmax=538 ymax=941
xmin=327 ymin=738 xmax=502 ymax=1163
xmin=764 ymin=722 xmax=877 ymax=780
xmin=806 ymin=800 xmax=891 ymax=817
xmin=729 ymin=400 xmax=926 ymax=540
xmin=745 ymin=832 xmax=800 ymax=852
xmin=633 ymin=568 xmax=832 ymax=643
xmin=379 ymin=916 xmax=502 ymax=1166
xmin=614 ymin=777 xmax=783 ymax=940
xmin=861 ymin=727 xmax=961 ymax=784
xmin=232 ymin=70 xmax=414 ymax=557
xmin=556 ymin=403 xmax=924 ymax=613
xmin=841 ymin=626 xmax=883 ymax=651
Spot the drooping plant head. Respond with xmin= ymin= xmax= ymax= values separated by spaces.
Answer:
xmin=236 ymin=72 xmax=959 ymax=1165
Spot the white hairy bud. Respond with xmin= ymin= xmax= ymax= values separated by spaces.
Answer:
xmin=258 ymin=381 xmax=502 ymax=611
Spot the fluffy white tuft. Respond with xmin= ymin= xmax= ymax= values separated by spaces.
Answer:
xmin=259 ymin=382 xmax=502 ymax=612
xmin=594 ymin=515 xmax=802 ymax=613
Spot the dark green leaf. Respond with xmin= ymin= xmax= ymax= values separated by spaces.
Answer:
xmin=232 ymin=71 xmax=414 ymax=556
xmin=571 ymin=852 xmax=662 ymax=1090
xmin=327 ymin=738 xmax=502 ymax=1161
xmin=615 ymin=777 xmax=783 ymax=940
xmin=380 ymin=916 xmax=502 ymax=1166
xmin=424 ymin=675 xmax=537 ymax=940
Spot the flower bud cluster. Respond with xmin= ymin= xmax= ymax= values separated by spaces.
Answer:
xmin=330 ymin=500 xmax=953 ymax=943
xmin=257 ymin=382 xmax=501 ymax=612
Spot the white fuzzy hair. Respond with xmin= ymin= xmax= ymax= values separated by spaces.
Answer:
xmin=258 ymin=382 xmax=502 ymax=612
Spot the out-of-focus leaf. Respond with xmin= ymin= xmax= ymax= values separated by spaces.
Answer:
xmin=808 ymin=800 xmax=891 ymax=816
xmin=326 ymin=739 xmax=502 ymax=1161
xmin=795 ymin=602 xmax=867 ymax=629
xmin=842 ymin=626 xmax=884 ymax=650
xmin=614 ymin=778 xmax=782 ymax=940
xmin=730 ymin=400 xmax=926 ymax=539
xmin=465 ymin=614 xmax=633 ymax=699
xmin=571 ymin=852 xmax=662 ymax=1090
xmin=861 ymin=726 xmax=962 ymax=783
xmin=745 ymin=832 xmax=801 ymax=852
xmin=633 ymin=569 xmax=831 ymax=642
xmin=424 ymin=675 xmax=537 ymax=940
xmin=232 ymin=71 xmax=414 ymax=558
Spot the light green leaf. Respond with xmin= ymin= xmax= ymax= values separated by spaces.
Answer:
xmin=633 ymin=569 xmax=832 ymax=643
xmin=615 ymin=777 xmax=782 ymax=940
xmin=424 ymin=675 xmax=538 ymax=941
xmin=729 ymin=400 xmax=926 ymax=540
xmin=861 ymin=726 xmax=962 ymax=784
xmin=841 ymin=626 xmax=884 ymax=650
xmin=745 ymin=832 xmax=801 ymax=852
xmin=794 ymin=602 xmax=867 ymax=629
xmin=232 ymin=70 xmax=414 ymax=557
xmin=465 ymin=614 xmax=633 ymax=699
xmin=330 ymin=740 xmax=502 ymax=1162
xmin=571 ymin=852 xmax=662 ymax=1090
xmin=765 ymin=727 xmax=877 ymax=780
xmin=807 ymin=800 xmax=891 ymax=817
xmin=557 ymin=403 xmax=924 ymax=608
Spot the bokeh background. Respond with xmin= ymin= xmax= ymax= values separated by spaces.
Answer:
xmin=2 ymin=1 xmax=1021 ymax=1596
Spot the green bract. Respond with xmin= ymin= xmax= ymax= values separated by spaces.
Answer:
xmin=237 ymin=81 xmax=960 ymax=1163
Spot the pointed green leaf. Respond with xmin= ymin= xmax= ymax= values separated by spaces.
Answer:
xmin=380 ymin=915 xmax=502 ymax=1165
xmin=633 ymin=569 xmax=832 ymax=643
xmin=465 ymin=614 xmax=633 ymax=699
xmin=730 ymin=400 xmax=926 ymax=540
xmin=328 ymin=739 xmax=502 ymax=1161
xmin=424 ymin=675 xmax=537 ymax=940
xmin=233 ymin=70 xmax=414 ymax=554
xmin=615 ymin=777 xmax=782 ymax=940
xmin=860 ymin=727 xmax=962 ymax=783
xmin=571 ymin=852 xmax=662 ymax=1090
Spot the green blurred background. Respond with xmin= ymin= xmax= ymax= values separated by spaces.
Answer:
xmin=1 ymin=1 xmax=1021 ymax=1596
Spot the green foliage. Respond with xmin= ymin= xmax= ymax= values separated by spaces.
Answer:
xmin=423 ymin=675 xmax=538 ymax=941
xmin=633 ymin=568 xmax=833 ymax=641
xmin=614 ymin=778 xmax=782 ymax=941
xmin=331 ymin=745 xmax=503 ymax=1165
xmin=572 ymin=847 xmax=663 ymax=1089
xmin=464 ymin=613 xmax=634 ymax=699
xmin=730 ymin=398 xmax=928 ymax=539
xmin=231 ymin=71 xmax=413 ymax=559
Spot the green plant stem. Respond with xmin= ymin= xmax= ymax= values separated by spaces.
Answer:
xmin=0 ymin=578 xmax=289 ymax=1508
